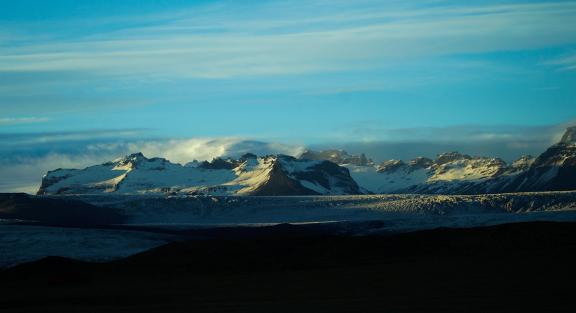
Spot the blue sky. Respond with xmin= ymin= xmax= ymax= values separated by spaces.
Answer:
xmin=1 ymin=0 xmax=576 ymax=192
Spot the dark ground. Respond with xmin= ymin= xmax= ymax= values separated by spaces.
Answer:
xmin=1 ymin=221 xmax=575 ymax=313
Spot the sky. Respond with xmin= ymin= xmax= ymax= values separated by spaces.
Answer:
xmin=1 ymin=0 xmax=576 ymax=192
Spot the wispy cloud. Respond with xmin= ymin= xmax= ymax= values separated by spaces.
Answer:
xmin=0 ymin=129 xmax=148 ymax=147
xmin=335 ymin=122 xmax=575 ymax=145
xmin=545 ymin=52 xmax=576 ymax=71
xmin=1 ymin=1 xmax=575 ymax=79
xmin=312 ymin=121 xmax=576 ymax=164
xmin=2 ymin=0 xmax=575 ymax=117
xmin=0 ymin=117 xmax=49 ymax=125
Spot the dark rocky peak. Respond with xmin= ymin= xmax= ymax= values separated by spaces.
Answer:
xmin=409 ymin=157 xmax=434 ymax=169
xmin=377 ymin=160 xmax=406 ymax=173
xmin=300 ymin=149 xmax=349 ymax=162
xmin=436 ymin=152 xmax=472 ymax=165
xmin=560 ymin=126 xmax=576 ymax=144
xmin=345 ymin=153 xmax=373 ymax=166
xmin=199 ymin=157 xmax=241 ymax=170
xmin=300 ymin=149 xmax=373 ymax=166
xmin=121 ymin=152 xmax=147 ymax=162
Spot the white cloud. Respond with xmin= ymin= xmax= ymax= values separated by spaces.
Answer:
xmin=2 ymin=129 xmax=146 ymax=145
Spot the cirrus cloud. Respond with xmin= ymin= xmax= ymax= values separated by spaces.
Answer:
xmin=0 ymin=117 xmax=49 ymax=126
xmin=1 ymin=1 xmax=576 ymax=79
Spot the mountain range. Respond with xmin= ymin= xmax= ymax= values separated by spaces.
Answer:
xmin=38 ymin=153 xmax=360 ymax=196
xmin=37 ymin=127 xmax=576 ymax=196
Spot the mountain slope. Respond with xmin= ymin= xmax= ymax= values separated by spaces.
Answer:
xmin=503 ymin=126 xmax=576 ymax=192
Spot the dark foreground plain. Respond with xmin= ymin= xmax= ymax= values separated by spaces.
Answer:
xmin=1 ymin=222 xmax=575 ymax=313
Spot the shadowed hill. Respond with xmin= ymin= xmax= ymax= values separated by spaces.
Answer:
xmin=2 ymin=221 xmax=575 ymax=312
xmin=0 ymin=193 xmax=125 ymax=226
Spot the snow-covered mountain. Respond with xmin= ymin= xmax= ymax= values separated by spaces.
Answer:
xmin=303 ymin=127 xmax=576 ymax=195
xmin=339 ymin=152 xmax=528 ymax=194
xmin=37 ymin=127 xmax=576 ymax=196
xmin=37 ymin=153 xmax=360 ymax=196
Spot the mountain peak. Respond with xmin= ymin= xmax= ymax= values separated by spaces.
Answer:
xmin=300 ymin=149 xmax=373 ymax=166
xmin=113 ymin=152 xmax=148 ymax=164
xmin=436 ymin=152 xmax=472 ymax=165
xmin=409 ymin=157 xmax=434 ymax=169
xmin=127 ymin=152 xmax=146 ymax=158
xmin=37 ymin=152 xmax=360 ymax=196
xmin=560 ymin=126 xmax=576 ymax=144
xmin=377 ymin=160 xmax=406 ymax=173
